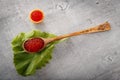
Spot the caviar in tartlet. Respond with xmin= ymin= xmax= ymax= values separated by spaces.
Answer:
xmin=29 ymin=9 xmax=44 ymax=23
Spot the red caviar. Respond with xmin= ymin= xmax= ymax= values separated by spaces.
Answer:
xmin=30 ymin=9 xmax=44 ymax=23
xmin=23 ymin=38 xmax=45 ymax=53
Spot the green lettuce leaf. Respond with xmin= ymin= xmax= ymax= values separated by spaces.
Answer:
xmin=11 ymin=30 xmax=65 ymax=76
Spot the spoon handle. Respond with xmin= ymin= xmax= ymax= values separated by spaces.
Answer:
xmin=46 ymin=22 xmax=111 ymax=44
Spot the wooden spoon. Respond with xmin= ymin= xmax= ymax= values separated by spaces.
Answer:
xmin=23 ymin=22 xmax=111 ymax=53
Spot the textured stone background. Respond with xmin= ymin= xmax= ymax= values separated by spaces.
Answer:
xmin=0 ymin=0 xmax=120 ymax=80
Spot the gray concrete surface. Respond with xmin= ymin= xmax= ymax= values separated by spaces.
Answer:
xmin=0 ymin=0 xmax=120 ymax=80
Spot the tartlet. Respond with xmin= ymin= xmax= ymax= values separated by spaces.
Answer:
xmin=29 ymin=9 xmax=44 ymax=23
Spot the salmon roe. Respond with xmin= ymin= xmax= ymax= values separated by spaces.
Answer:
xmin=23 ymin=38 xmax=45 ymax=53
xmin=30 ymin=9 xmax=44 ymax=23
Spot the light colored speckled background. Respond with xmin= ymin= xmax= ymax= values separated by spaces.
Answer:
xmin=0 ymin=0 xmax=120 ymax=80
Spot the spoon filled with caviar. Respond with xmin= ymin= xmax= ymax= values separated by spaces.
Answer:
xmin=23 ymin=22 xmax=111 ymax=53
